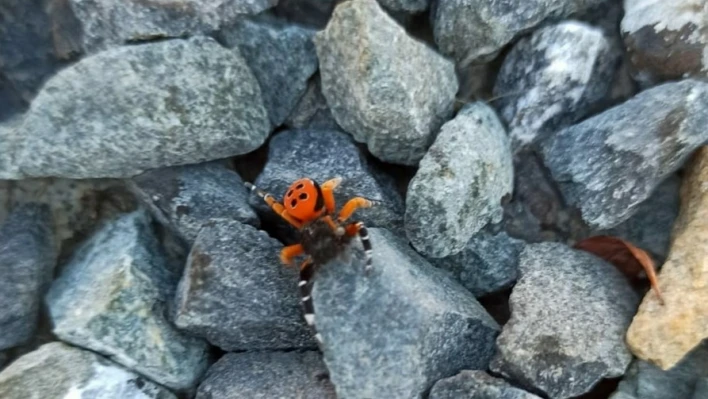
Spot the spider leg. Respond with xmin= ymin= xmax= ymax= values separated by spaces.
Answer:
xmin=345 ymin=221 xmax=373 ymax=273
xmin=280 ymin=244 xmax=304 ymax=266
xmin=337 ymin=197 xmax=381 ymax=223
xmin=245 ymin=182 xmax=303 ymax=228
xmin=321 ymin=177 xmax=342 ymax=214
xmin=299 ymin=258 xmax=323 ymax=345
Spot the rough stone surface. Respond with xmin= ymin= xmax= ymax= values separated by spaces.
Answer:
xmin=285 ymin=76 xmax=341 ymax=130
xmin=429 ymin=228 xmax=525 ymax=297
xmin=610 ymin=342 xmax=708 ymax=399
xmin=627 ymin=147 xmax=708 ymax=370
xmin=220 ymin=16 xmax=318 ymax=127
xmin=432 ymin=0 xmax=609 ymax=65
xmin=0 ymin=342 xmax=176 ymax=399
xmin=173 ymin=219 xmax=315 ymax=350
xmin=196 ymin=351 xmax=336 ymax=399
xmin=315 ymin=0 xmax=458 ymax=165
xmin=274 ymin=0 xmax=338 ymax=28
xmin=10 ymin=36 xmax=269 ymax=179
xmin=494 ymin=21 xmax=617 ymax=151
xmin=405 ymin=102 xmax=513 ymax=258
xmin=46 ymin=211 xmax=210 ymax=391
xmin=70 ymin=0 xmax=277 ymax=52
xmin=378 ymin=0 xmax=429 ymax=13
xmin=130 ymin=161 xmax=258 ymax=245
xmin=0 ymin=204 xmax=55 ymax=350
xmin=541 ymin=79 xmax=708 ymax=229
xmin=621 ymin=0 xmax=708 ymax=87
xmin=429 ymin=370 xmax=542 ymax=399
xmin=313 ymin=228 xmax=500 ymax=399
xmin=490 ymin=243 xmax=639 ymax=399
xmin=251 ymin=128 xmax=404 ymax=239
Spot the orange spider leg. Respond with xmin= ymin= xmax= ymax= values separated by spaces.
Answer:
xmin=245 ymin=182 xmax=303 ymax=229
xmin=321 ymin=177 xmax=342 ymax=214
xmin=337 ymin=197 xmax=379 ymax=223
xmin=280 ymin=244 xmax=304 ymax=266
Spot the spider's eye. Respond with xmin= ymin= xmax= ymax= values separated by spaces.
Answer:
xmin=290 ymin=199 xmax=297 ymax=208
xmin=299 ymin=193 xmax=308 ymax=200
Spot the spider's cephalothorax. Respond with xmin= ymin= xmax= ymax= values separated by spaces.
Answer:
xmin=245 ymin=177 xmax=378 ymax=345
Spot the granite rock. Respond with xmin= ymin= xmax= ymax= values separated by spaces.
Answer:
xmin=46 ymin=211 xmax=210 ymax=391
xmin=405 ymin=102 xmax=513 ymax=258
xmin=285 ymin=76 xmax=340 ymax=130
xmin=491 ymin=243 xmax=640 ymax=399
xmin=315 ymin=0 xmax=458 ymax=165
xmin=429 ymin=370 xmax=542 ymax=399
xmin=274 ymin=0 xmax=338 ymax=28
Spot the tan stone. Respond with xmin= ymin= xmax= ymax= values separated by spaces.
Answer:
xmin=626 ymin=146 xmax=708 ymax=370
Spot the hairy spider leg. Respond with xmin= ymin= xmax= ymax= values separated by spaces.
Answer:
xmin=280 ymin=244 xmax=304 ymax=266
xmin=338 ymin=197 xmax=381 ymax=223
xmin=245 ymin=182 xmax=302 ymax=228
xmin=345 ymin=221 xmax=373 ymax=273
xmin=298 ymin=258 xmax=323 ymax=345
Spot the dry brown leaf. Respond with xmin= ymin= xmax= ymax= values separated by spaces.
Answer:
xmin=574 ymin=235 xmax=664 ymax=305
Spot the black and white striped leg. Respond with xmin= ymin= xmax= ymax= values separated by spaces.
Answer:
xmin=352 ymin=222 xmax=373 ymax=274
xmin=299 ymin=258 xmax=323 ymax=346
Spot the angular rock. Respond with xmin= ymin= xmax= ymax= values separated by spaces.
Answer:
xmin=251 ymin=128 xmax=404 ymax=238
xmin=494 ymin=21 xmax=617 ymax=151
xmin=11 ymin=36 xmax=269 ymax=179
xmin=0 ymin=204 xmax=55 ymax=350
xmin=405 ymin=102 xmax=513 ymax=258
xmin=621 ymin=0 xmax=708 ymax=87
xmin=315 ymin=0 xmax=458 ymax=165
xmin=378 ymin=0 xmax=429 ymax=13
xmin=130 ymin=161 xmax=258 ymax=245
xmin=490 ymin=243 xmax=639 ymax=399
xmin=274 ymin=0 xmax=338 ymax=28
xmin=285 ymin=76 xmax=341 ymax=130
xmin=429 ymin=228 xmax=525 ymax=297
xmin=313 ymin=228 xmax=500 ymax=398
xmin=541 ymin=79 xmax=708 ymax=229
xmin=694 ymin=378 xmax=708 ymax=399
xmin=627 ymin=147 xmax=708 ymax=370
xmin=610 ymin=342 xmax=708 ymax=399
xmin=0 ymin=342 xmax=176 ymax=399
xmin=173 ymin=219 xmax=315 ymax=350
xmin=429 ymin=370 xmax=542 ymax=399
xmin=70 ymin=0 xmax=277 ymax=52
xmin=46 ymin=211 xmax=210 ymax=391
xmin=196 ymin=351 xmax=336 ymax=399
xmin=0 ymin=77 xmax=25 ymax=122
xmin=0 ymin=117 xmax=22 ymax=179
xmin=432 ymin=0 xmax=609 ymax=65
xmin=220 ymin=16 xmax=319 ymax=127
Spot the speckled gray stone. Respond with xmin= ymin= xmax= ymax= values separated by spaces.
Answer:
xmin=70 ymin=0 xmax=277 ymax=52
xmin=220 ymin=16 xmax=318 ymax=127
xmin=429 ymin=370 xmax=542 ymax=399
xmin=0 ymin=342 xmax=176 ymax=399
xmin=173 ymin=219 xmax=315 ymax=350
xmin=285 ymin=76 xmax=340 ymax=130
xmin=0 ymin=203 xmax=54 ymax=350
xmin=46 ymin=211 xmax=210 ymax=391
xmin=405 ymin=103 xmax=513 ymax=258
xmin=541 ymin=79 xmax=708 ymax=229
xmin=130 ymin=161 xmax=259 ymax=245
xmin=196 ymin=351 xmax=336 ymax=399
xmin=274 ymin=0 xmax=338 ymax=28
xmin=315 ymin=0 xmax=458 ymax=165
xmin=490 ymin=243 xmax=639 ymax=399
xmin=10 ymin=36 xmax=269 ymax=179
xmin=609 ymin=342 xmax=708 ymax=399
xmin=432 ymin=0 xmax=610 ymax=65
xmin=313 ymin=228 xmax=500 ymax=399
xmin=378 ymin=0 xmax=429 ymax=13
xmin=494 ymin=21 xmax=617 ymax=152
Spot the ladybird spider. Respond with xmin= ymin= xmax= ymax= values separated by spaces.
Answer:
xmin=245 ymin=177 xmax=379 ymax=344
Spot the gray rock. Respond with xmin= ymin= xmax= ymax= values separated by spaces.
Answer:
xmin=494 ymin=21 xmax=617 ymax=152
xmin=315 ymin=0 xmax=458 ymax=165
xmin=130 ymin=161 xmax=259 ymax=245
xmin=405 ymin=102 xmax=513 ymax=258
xmin=0 ymin=204 xmax=55 ymax=350
xmin=491 ymin=243 xmax=640 ymax=399
xmin=313 ymin=228 xmax=500 ymax=398
xmin=0 ymin=117 xmax=22 ymax=179
xmin=621 ymin=0 xmax=708 ymax=87
xmin=610 ymin=342 xmax=708 ymax=399
xmin=173 ymin=219 xmax=315 ymax=350
xmin=196 ymin=351 xmax=336 ymax=399
xmin=432 ymin=0 xmax=610 ymax=65
xmin=540 ymin=79 xmax=708 ymax=229
xmin=378 ymin=0 xmax=429 ymax=13
xmin=429 ymin=370 xmax=542 ymax=399
xmin=274 ymin=0 xmax=338 ymax=28
xmin=285 ymin=76 xmax=341 ymax=130
xmin=46 ymin=211 xmax=210 ymax=391
xmin=252 ymin=128 xmax=404 ymax=237
xmin=10 ymin=36 xmax=269 ymax=179
xmin=694 ymin=378 xmax=708 ymax=399
xmin=0 ymin=342 xmax=176 ymax=399
xmin=70 ymin=0 xmax=277 ymax=52
xmin=0 ymin=77 xmax=25 ymax=122
xmin=429 ymin=228 xmax=525 ymax=297
xmin=220 ymin=16 xmax=319 ymax=127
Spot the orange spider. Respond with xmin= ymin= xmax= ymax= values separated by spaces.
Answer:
xmin=245 ymin=177 xmax=379 ymax=344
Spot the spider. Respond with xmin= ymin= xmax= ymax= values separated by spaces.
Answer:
xmin=245 ymin=177 xmax=379 ymax=344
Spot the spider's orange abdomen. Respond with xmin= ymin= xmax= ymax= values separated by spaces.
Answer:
xmin=283 ymin=178 xmax=324 ymax=223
